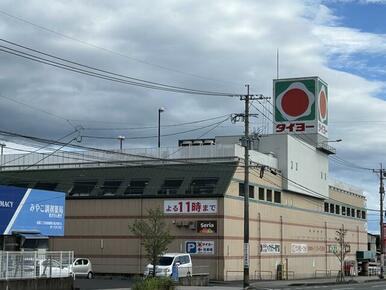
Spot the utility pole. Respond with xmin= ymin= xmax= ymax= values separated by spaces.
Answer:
xmin=243 ymin=84 xmax=250 ymax=288
xmin=374 ymin=164 xmax=385 ymax=279
xmin=377 ymin=164 xmax=385 ymax=279
xmin=230 ymin=86 xmax=269 ymax=288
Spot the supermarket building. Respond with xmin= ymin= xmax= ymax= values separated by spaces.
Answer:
xmin=0 ymin=77 xmax=367 ymax=280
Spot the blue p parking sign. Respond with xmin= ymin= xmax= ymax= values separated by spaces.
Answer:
xmin=185 ymin=241 xmax=197 ymax=254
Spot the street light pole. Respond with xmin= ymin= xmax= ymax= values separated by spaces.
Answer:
xmin=0 ymin=143 xmax=5 ymax=170
xmin=117 ymin=136 xmax=125 ymax=152
xmin=158 ymin=107 xmax=165 ymax=148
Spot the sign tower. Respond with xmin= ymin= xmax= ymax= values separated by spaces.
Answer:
xmin=274 ymin=76 xmax=328 ymax=146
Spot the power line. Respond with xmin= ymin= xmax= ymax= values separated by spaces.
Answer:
xmin=81 ymin=118 xmax=231 ymax=141
xmin=1 ymin=130 xmax=79 ymax=166
xmin=0 ymin=39 xmax=239 ymax=97
xmin=83 ymin=114 xmax=232 ymax=131
xmin=0 ymin=9 xmax=240 ymax=86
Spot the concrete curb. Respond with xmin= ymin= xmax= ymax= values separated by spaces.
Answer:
xmin=289 ymin=280 xmax=358 ymax=287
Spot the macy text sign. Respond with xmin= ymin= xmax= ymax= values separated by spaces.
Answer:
xmin=0 ymin=185 xmax=65 ymax=236
xmin=164 ymin=200 xmax=217 ymax=214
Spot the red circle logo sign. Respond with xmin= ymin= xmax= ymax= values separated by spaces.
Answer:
xmin=281 ymin=88 xmax=309 ymax=117
xmin=319 ymin=86 xmax=327 ymax=122
xmin=276 ymin=82 xmax=315 ymax=121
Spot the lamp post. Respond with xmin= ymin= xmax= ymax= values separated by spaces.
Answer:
xmin=117 ymin=136 xmax=125 ymax=152
xmin=0 ymin=143 xmax=5 ymax=170
xmin=158 ymin=107 xmax=165 ymax=148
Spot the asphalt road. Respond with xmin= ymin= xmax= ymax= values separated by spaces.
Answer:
xmin=74 ymin=277 xmax=133 ymax=290
xmin=73 ymin=277 xmax=386 ymax=290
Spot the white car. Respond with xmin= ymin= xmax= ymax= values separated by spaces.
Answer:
xmin=70 ymin=258 xmax=93 ymax=279
xmin=38 ymin=259 xmax=70 ymax=278
xmin=144 ymin=253 xmax=192 ymax=278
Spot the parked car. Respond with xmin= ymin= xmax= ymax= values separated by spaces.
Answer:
xmin=144 ymin=253 xmax=192 ymax=278
xmin=38 ymin=259 xmax=70 ymax=278
xmin=70 ymin=258 xmax=93 ymax=279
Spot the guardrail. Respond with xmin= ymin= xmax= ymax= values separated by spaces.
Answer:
xmin=314 ymin=269 xmax=329 ymax=278
xmin=254 ymin=270 xmax=273 ymax=280
xmin=0 ymin=251 xmax=74 ymax=280
xmin=225 ymin=270 xmax=243 ymax=280
xmin=314 ymin=269 xmax=341 ymax=278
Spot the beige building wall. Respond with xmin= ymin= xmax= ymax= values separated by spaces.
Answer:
xmin=50 ymin=166 xmax=367 ymax=281
xmin=222 ymin=169 xmax=367 ymax=280
xmin=51 ymin=197 xmax=225 ymax=278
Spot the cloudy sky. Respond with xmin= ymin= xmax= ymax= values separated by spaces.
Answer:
xmin=0 ymin=0 xmax=385 ymax=231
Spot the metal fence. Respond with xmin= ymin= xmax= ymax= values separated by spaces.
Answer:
xmin=0 ymin=144 xmax=278 ymax=171
xmin=0 ymin=251 xmax=74 ymax=280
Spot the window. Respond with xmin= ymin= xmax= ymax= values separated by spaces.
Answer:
xmin=324 ymin=202 xmax=329 ymax=213
xmin=179 ymin=255 xmax=190 ymax=264
xmin=329 ymin=203 xmax=334 ymax=214
xmin=249 ymin=186 xmax=254 ymax=198
xmin=34 ymin=182 xmax=58 ymax=191
xmin=346 ymin=207 xmax=351 ymax=216
xmin=362 ymin=211 xmax=366 ymax=220
xmin=290 ymin=161 xmax=293 ymax=169
xmin=274 ymin=191 xmax=281 ymax=203
xmin=295 ymin=162 xmax=298 ymax=171
xmin=100 ymin=180 xmax=122 ymax=195
xmin=239 ymin=183 xmax=254 ymax=198
xmin=124 ymin=179 xmax=149 ymax=195
xmin=266 ymin=189 xmax=272 ymax=202
xmin=189 ymin=178 xmax=218 ymax=194
xmin=357 ymin=209 xmax=361 ymax=218
xmin=259 ymin=188 xmax=265 ymax=200
xmin=351 ymin=208 xmax=355 ymax=217
xmin=69 ymin=181 xmax=97 ymax=196
xmin=335 ymin=205 xmax=340 ymax=215
xmin=342 ymin=206 xmax=346 ymax=215
xmin=158 ymin=179 xmax=183 ymax=195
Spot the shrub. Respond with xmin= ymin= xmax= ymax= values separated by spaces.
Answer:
xmin=132 ymin=277 xmax=175 ymax=290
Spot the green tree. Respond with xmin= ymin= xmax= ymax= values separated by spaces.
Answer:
xmin=129 ymin=207 xmax=173 ymax=277
xmin=333 ymin=227 xmax=350 ymax=282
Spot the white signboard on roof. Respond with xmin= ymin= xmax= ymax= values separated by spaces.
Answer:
xmin=164 ymin=200 xmax=217 ymax=214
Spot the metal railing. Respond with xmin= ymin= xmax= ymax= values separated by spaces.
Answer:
xmin=225 ymin=270 xmax=244 ymax=280
xmin=254 ymin=270 xmax=273 ymax=280
xmin=0 ymin=144 xmax=278 ymax=171
xmin=314 ymin=269 xmax=341 ymax=278
xmin=0 ymin=251 xmax=74 ymax=280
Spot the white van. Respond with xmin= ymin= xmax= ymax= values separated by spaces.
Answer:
xmin=144 ymin=253 xmax=192 ymax=278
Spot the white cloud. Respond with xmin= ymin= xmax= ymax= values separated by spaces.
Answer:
xmin=0 ymin=0 xmax=385 ymax=223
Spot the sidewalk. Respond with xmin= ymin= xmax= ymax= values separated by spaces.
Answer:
xmin=98 ymin=275 xmax=382 ymax=290
xmin=250 ymin=275 xmax=381 ymax=289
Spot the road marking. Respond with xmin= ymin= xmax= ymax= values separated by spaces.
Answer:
xmin=331 ymin=288 xmax=353 ymax=290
